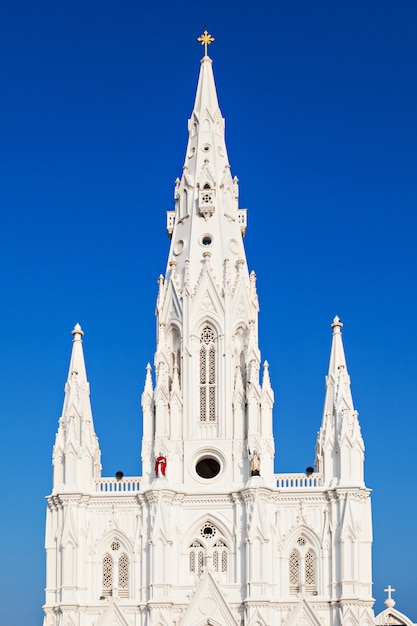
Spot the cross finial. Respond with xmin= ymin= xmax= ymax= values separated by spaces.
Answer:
xmin=384 ymin=584 xmax=396 ymax=609
xmin=197 ymin=30 xmax=214 ymax=57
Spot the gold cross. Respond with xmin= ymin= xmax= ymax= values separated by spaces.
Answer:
xmin=197 ymin=30 xmax=214 ymax=56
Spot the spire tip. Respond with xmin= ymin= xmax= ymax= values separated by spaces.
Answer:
xmin=72 ymin=323 xmax=84 ymax=338
xmin=331 ymin=316 xmax=343 ymax=333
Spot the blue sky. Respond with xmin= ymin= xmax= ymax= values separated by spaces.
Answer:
xmin=1 ymin=1 xmax=416 ymax=623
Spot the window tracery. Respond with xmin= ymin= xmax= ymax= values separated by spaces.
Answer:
xmin=289 ymin=536 xmax=317 ymax=594
xmin=188 ymin=522 xmax=229 ymax=575
xmin=200 ymin=326 xmax=216 ymax=422
xmin=101 ymin=542 xmax=130 ymax=598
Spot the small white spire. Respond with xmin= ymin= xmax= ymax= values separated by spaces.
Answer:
xmin=324 ymin=315 xmax=352 ymax=413
xmin=316 ymin=317 xmax=364 ymax=486
xmin=192 ymin=55 xmax=220 ymax=120
xmin=262 ymin=361 xmax=271 ymax=390
xmin=53 ymin=324 xmax=101 ymax=492
xmin=144 ymin=363 xmax=154 ymax=394
xmin=67 ymin=323 xmax=87 ymax=383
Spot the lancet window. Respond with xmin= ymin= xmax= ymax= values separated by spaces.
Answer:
xmin=118 ymin=553 xmax=129 ymax=597
xmin=101 ymin=541 xmax=129 ymax=598
xmin=288 ymin=536 xmax=317 ymax=594
xmin=188 ymin=522 xmax=229 ymax=574
xmin=102 ymin=554 xmax=113 ymax=597
xmin=199 ymin=326 xmax=216 ymax=422
xmin=189 ymin=541 xmax=204 ymax=573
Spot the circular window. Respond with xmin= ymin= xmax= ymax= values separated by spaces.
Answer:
xmin=196 ymin=456 xmax=221 ymax=479
xmin=200 ymin=522 xmax=217 ymax=538
xmin=201 ymin=235 xmax=212 ymax=246
xmin=202 ymin=143 xmax=211 ymax=152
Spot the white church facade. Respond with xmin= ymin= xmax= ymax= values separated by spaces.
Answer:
xmin=43 ymin=34 xmax=414 ymax=626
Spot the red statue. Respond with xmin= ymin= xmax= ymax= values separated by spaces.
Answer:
xmin=155 ymin=455 xmax=167 ymax=477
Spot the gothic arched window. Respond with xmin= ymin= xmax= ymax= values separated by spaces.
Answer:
xmin=101 ymin=541 xmax=130 ymax=598
xmin=118 ymin=553 xmax=129 ymax=597
xmin=189 ymin=523 xmax=229 ymax=575
xmin=289 ymin=536 xmax=317 ymax=595
xmin=213 ymin=540 xmax=228 ymax=573
xmin=305 ymin=548 xmax=316 ymax=591
xmin=289 ymin=549 xmax=300 ymax=592
xmin=102 ymin=553 xmax=113 ymax=597
xmin=200 ymin=326 xmax=216 ymax=422
xmin=189 ymin=541 xmax=204 ymax=573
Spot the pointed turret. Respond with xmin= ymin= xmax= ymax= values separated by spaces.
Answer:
xmin=52 ymin=324 xmax=101 ymax=493
xmin=316 ymin=317 xmax=364 ymax=487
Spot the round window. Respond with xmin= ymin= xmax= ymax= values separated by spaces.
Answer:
xmin=196 ymin=457 xmax=221 ymax=479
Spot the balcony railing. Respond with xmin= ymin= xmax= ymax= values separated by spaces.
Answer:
xmin=95 ymin=477 xmax=141 ymax=493
xmin=275 ymin=473 xmax=322 ymax=489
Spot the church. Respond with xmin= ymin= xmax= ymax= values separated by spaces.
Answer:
xmin=42 ymin=33 xmax=415 ymax=626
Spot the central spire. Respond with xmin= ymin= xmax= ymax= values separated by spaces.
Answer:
xmin=165 ymin=37 xmax=247 ymax=291
xmin=141 ymin=42 xmax=275 ymax=489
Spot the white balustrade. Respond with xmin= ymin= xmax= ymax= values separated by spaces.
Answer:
xmin=95 ymin=477 xmax=141 ymax=493
xmin=275 ymin=473 xmax=322 ymax=489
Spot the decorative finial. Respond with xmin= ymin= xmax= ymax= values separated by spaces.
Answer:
xmin=197 ymin=30 xmax=215 ymax=57
xmin=384 ymin=585 xmax=396 ymax=609
xmin=72 ymin=323 xmax=84 ymax=340
xmin=331 ymin=315 xmax=343 ymax=333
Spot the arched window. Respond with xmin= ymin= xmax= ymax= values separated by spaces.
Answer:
xmin=189 ymin=523 xmax=229 ymax=575
xmin=213 ymin=540 xmax=228 ymax=573
xmin=305 ymin=549 xmax=316 ymax=591
xmin=101 ymin=540 xmax=130 ymax=598
xmin=102 ymin=553 xmax=113 ymax=597
xmin=118 ymin=553 xmax=129 ymax=597
xmin=200 ymin=326 xmax=216 ymax=422
xmin=189 ymin=541 xmax=204 ymax=573
xmin=289 ymin=536 xmax=317 ymax=595
xmin=289 ymin=549 xmax=300 ymax=592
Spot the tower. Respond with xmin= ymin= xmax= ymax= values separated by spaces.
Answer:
xmin=43 ymin=34 xmax=375 ymax=626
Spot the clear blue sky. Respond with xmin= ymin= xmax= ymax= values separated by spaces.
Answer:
xmin=1 ymin=1 xmax=416 ymax=623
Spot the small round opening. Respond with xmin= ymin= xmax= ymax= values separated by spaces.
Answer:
xmin=202 ymin=236 xmax=212 ymax=246
xmin=196 ymin=457 xmax=221 ymax=479
xmin=202 ymin=144 xmax=211 ymax=152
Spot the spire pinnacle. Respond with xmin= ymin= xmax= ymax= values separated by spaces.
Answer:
xmin=331 ymin=315 xmax=343 ymax=333
xmin=53 ymin=324 xmax=101 ymax=492
xmin=316 ymin=317 xmax=365 ymax=486
xmin=68 ymin=323 xmax=87 ymax=382
xmin=197 ymin=29 xmax=215 ymax=57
